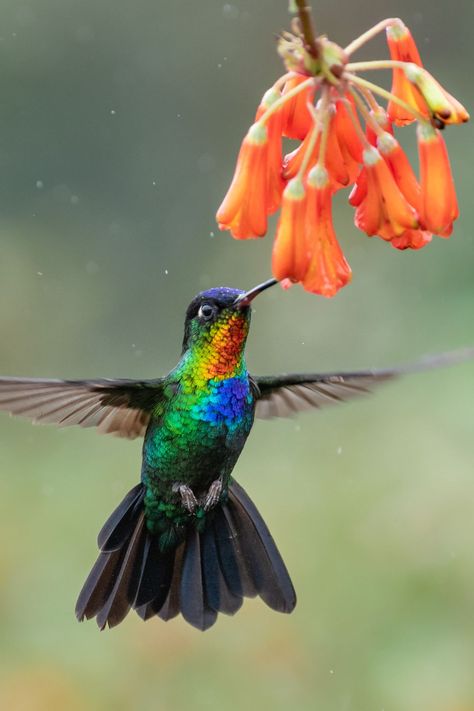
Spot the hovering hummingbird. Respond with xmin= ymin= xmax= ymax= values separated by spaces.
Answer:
xmin=0 ymin=278 xmax=471 ymax=631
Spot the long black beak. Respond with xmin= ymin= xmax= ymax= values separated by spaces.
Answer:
xmin=234 ymin=278 xmax=278 ymax=308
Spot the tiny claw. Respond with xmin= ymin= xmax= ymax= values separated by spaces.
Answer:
xmin=172 ymin=483 xmax=198 ymax=513
xmin=202 ymin=479 xmax=223 ymax=512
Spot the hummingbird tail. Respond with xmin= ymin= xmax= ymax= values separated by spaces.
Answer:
xmin=75 ymin=480 xmax=296 ymax=631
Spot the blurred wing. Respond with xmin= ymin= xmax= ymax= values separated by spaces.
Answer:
xmin=0 ymin=377 xmax=165 ymax=439
xmin=253 ymin=348 xmax=474 ymax=420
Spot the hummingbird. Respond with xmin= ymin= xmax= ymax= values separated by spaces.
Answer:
xmin=0 ymin=278 xmax=472 ymax=631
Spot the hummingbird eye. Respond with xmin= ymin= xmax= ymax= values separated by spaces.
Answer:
xmin=198 ymin=303 xmax=216 ymax=321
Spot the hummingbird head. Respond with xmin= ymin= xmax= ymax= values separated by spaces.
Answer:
xmin=181 ymin=279 xmax=277 ymax=374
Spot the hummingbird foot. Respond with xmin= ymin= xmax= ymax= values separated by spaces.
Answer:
xmin=172 ymin=483 xmax=198 ymax=513
xmin=202 ymin=478 xmax=223 ymax=512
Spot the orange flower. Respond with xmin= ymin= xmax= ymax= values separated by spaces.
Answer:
xmin=404 ymin=65 xmax=469 ymax=126
xmin=216 ymin=123 xmax=269 ymax=239
xmin=333 ymin=96 xmax=364 ymax=163
xmin=302 ymin=167 xmax=352 ymax=296
xmin=386 ymin=22 xmax=429 ymax=125
xmin=281 ymin=74 xmax=316 ymax=140
xmin=417 ymin=124 xmax=458 ymax=236
xmin=391 ymin=229 xmax=432 ymax=250
xmin=365 ymin=108 xmax=393 ymax=146
xmin=283 ymin=103 xmax=354 ymax=189
xmin=272 ymin=178 xmax=310 ymax=281
xmin=352 ymin=147 xmax=418 ymax=239
xmin=377 ymin=132 xmax=421 ymax=212
xmin=256 ymin=89 xmax=285 ymax=214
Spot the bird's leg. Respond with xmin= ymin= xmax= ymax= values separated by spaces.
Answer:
xmin=202 ymin=477 xmax=224 ymax=512
xmin=172 ymin=482 xmax=198 ymax=513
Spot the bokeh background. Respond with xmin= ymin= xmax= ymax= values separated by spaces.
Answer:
xmin=0 ymin=0 xmax=473 ymax=709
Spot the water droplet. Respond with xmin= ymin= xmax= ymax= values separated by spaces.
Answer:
xmin=222 ymin=4 xmax=239 ymax=20
xmin=164 ymin=269 xmax=169 ymax=275
xmin=36 ymin=271 xmax=43 ymax=277
xmin=209 ymin=231 xmax=215 ymax=238
xmin=110 ymin=109 xmax=116 ymax=115
xmin=36 ymin=180 xmax=44 ymax=189
xmin=337 ymin=446 xmax=342 ymax=455
xmin=86 ymin=261 xmax=99 ymax=275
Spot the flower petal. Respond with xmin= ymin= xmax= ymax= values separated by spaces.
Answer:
xmin=417 ymin=123 xmax=458 ymax=235
xmin=302 ymin=167 xmax=352 ymax=296
xmin=272 ymin=178 xmax=310 ymax=281
xmin=216 ymin=123 xmax=269 ymax=239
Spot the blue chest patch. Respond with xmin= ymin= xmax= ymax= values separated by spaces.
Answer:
xmin=192 ymin=377 xmax=253 ymax=428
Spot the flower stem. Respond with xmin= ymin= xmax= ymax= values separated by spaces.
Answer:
xmin=350 ymin=87 xmax=384 ymax=137
xmin=293 ymin=0 xmax=319 ymax=59
xmin=345 ymin=72 xmax=428 ymax=123
xmin=344 ymin=18 xmax=399 ymax=56
xmin=346 ymin=59 xmax=411 ymax=72
xmin=257 ymin=77 xmax=317 ymax=125
xmin=342 ymin=95 xmax=371 ymax=150
xmin=316 ymin=89 xmax=331 ymax=168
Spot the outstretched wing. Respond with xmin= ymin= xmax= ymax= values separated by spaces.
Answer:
xmin=253 ymin=348 xmax=474 ymax=420
xmin=0 ymin=377 xmax=165 ymax=439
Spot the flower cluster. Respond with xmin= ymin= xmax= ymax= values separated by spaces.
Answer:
xmin=216 ymin=11 xmax=468 ymax=296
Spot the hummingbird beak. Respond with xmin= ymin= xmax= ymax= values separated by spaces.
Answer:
xmin=234 ymin=278 xmax=278 ymax=309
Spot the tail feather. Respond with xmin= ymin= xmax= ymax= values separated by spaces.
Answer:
xmin=229 ymin=481 xmax=296 ymax=613
xmin=97 ymin=483 xmax=144 ymax=552
xmin=201 ymin=524 xmax=242 ymax=615
xmin=76 ymin=480 xmax=296 ymax=630
xmin=180 ymin=529 xmax=218 ymax=630
xmin=96 ymin=512 xmax=146 ymax=630
xmin=156 ymin=544 xmax=184 ymax=621
xmin=134 ymin=537 xmax=174 ymax=608
xmin=75 ymin=549 xmax=124 ymax=621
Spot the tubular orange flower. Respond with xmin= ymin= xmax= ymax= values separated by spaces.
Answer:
xmin=386 ymin=22 xmax=429 ymax=125
xmin=283 ymin=104 xmax=353 ymax=189
xmin=333 ymin=96 xmax=364 ymax=163
xmin=302 ymin=166 xmax=352 ymax=296
xmin=353 ymin=147 xmax=418 ymax=239
xmin=391 ymin=229 xmax=432 ymax=250
xmin=255 ymin=89 xmax=285 ymax=214
xmin=417 ymin=123 xmax=458 ymax=236
xmin=281 ymin=74 xmax=316 ymax=140
xmin=404 ymin=64 xmax=469 ymax=126
xmin=216 ymin=123 xmax=269 ymax=239
xmin=272 ymin=178 xmax=310 ymax=282
xmin=377 ymin=132 xmax=421 ymax=212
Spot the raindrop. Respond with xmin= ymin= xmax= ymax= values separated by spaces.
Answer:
xmin=222 ymin=4 xmax=239 ymax=20
xmin=36 ymin=180 xmax=44 ymax=189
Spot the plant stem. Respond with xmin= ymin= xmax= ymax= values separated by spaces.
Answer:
xmin=346 ymin=59 xmax=411 ymax=73
xmin=294 ymin=0 xmax=319 ymax=59
xmin=344 ymin=72 xmax=428 ymax=123
xmin=344 ymin=18 xmax=399 ymax=56
xmin=350 ymin=87 xmax=384 ymax=138
xmin=257 ymin=77 xmax=317 ymax=125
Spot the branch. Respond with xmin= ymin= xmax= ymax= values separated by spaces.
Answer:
xmin=294 ymin=0 xmax=319 ymax=59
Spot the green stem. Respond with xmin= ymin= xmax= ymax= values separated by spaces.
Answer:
xmin=257 ymin=77 xmax=317 ymax=125
xmin=344 ymin=18 xmax=399 ymax=56
xmin=294 ymin=0 xmax=319 ymax=59
xmin=346 ymin=59 xmax=411 ymax=73
xmin=345 ymin=72 xmax=428 ymax=123
xmin=349 ymin=86 xmax=385 ymax=138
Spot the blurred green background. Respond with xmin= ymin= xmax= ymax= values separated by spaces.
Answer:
xmin=0 ymin=0 xmax=473 ymax=709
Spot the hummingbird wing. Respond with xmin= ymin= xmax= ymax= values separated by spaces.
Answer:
xmin=0 ymin=377 xmax=165 ymax=439
xmin=253 ymin=348 xmax=474 ymax=419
